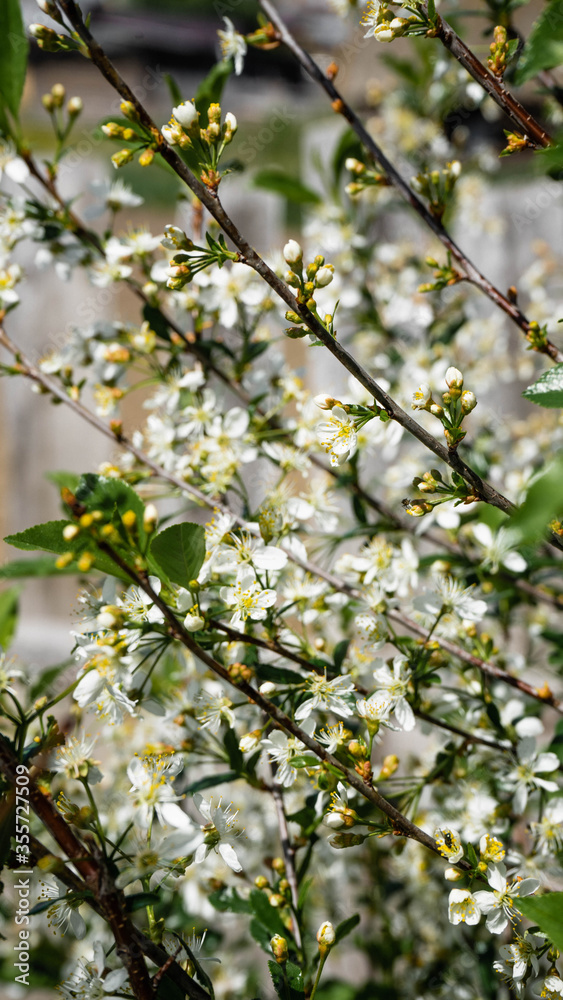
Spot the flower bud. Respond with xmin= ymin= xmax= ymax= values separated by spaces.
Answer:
xmin=51 ymin=83 xmax=65 ymax=107
xmin=270 ymin=934 xmax=288 ymax=964
xmin=143 ymin=503 xmax=158 ymax=532
xmin=67 ymin=96 xmax=83 ymax=117
xmin=111 ymin=148 xmax=135 ymax=169
xmin=184 ymin=611 xmax=205 ymax=632
xmin=283 ymin=240 xmax=303 ymax=266
xmin=317 ymin=921 xmax=336 ymax=951
xmin=120 ymin=101 xmax=139 ymax=123
xmin=239 ymin=730 xmax=262 ymax=753
xmin=445 ymin=366 xmax=463 ymax=389
xmin=36 ymin=0 xmax=63 ymax=20
xmin=259 ymin=681 xmax=276 ymax=696
xmin=378 ymin=754 xmax=399 ymax=779
xmin=63 ymin=524 xmax=80 ymax=542
xmin=314 ymin=394 xmax=338 ymax=410
xmin=315 ymin=266 xmax=334 ymax=288
xmin=172 ymin=101 xmax=198 ymax=128
xmin=345 ymin=157 xmax=365 ymax=175
xmin=461 ymin=390 xmax=477 ymax=413
xmin=329 ymin=832 xmax=367 ymax=849
xmin=444 ymin=867 xmax=463 ymax=881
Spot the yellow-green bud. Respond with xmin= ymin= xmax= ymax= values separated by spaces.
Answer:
xmin=270 ymin=934 xmax=288 ymax=964
xmin=317 ymin=921 xmax=336 ymax=952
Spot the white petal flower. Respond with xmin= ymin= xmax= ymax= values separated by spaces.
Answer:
xmin=448 ymin=888 xmax=481 ymax=925
xmin=317 ymin=405 xmax=358 ymax=467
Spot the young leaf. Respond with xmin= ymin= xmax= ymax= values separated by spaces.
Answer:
xmin=182 ymin=771 xmax=239 ymax=795
xmin=150 ymin=522 xmax=206 ymax=588
xmin=334 ymin=912 xmax=361 ymax=944
xmin=523 ymin=364 xmax=563 ymax=408
xmin=0 ymin=0 xmax=29 ymax=124
xmin=4 ymin=520 xmax=130 ymax=581
xmin=249 ymin=888 xmax=288 ymax=938
xmin=0 ymin=586 xmax=20 ymax=648
xmin=510 ymin=453 xmax=563 ymax=542
xmin=0 ymin=555 xmax=81 ymax=579
xmin=514 ymin=0 xmax=563 ymax=84
xmin=515 ymin=892 xmax=563 ymax=952
xmin=75 ymin=474 xmax=146 ymax=544
xmin=253 ymin=169 xmax=321 ymax=204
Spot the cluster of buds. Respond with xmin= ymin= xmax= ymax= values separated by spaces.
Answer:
xmin=412 ymin=366 xmax=477 ymax=449
xmin=500 ymin=130 xmax=534 ymax=157
xmin=162 ymin=226 xmax=239 ymax=290
xmin=488 ymin=26 xmax=517 ymax=79
xmin=161 ymin=100 xmax=237 ymax=190
xmin=525 ymin=320 xmax=549 ymax=352
xmin=419 ymin=253 xmax=463 ymax=293
xmin=403 ymin=468 xmax=480 ymax=518
xmin=29 ymin=21 xmax=82 ymax=53
xmin=344 ymin=158 xmax=390 ymax=197
xmin=41 ymin=82 xmax=82 ymax=120
xmin=282 ymin=241 xmax=338 ymax=342
xmin=102 ymin=101 xmax=158 ymax=169
xmin=411 ymin=161 xmax=461 ymax=220
xmin=362 ymin=0 xmax=441 ymax=42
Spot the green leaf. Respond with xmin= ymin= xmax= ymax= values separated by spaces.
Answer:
xmin=46 ymin=470 xmax=82 ymax=494
xmin=0 ymin=0 xmax=29 ymax=124
xmin=510 ymin=453 xmax=563 ymax=543
xmin=249 ymin=888 xmax=288 ymax=938
xmin=514 ymin=0 xmax=563 ymax=84
xmin=223 ymin=726 xmax=244 ymax=773
xmin=195 ymin=60 xmax=233 ymax=126
xmin=0 ymin=586 xmax=20 ymax=650
xmin=163 ymin=72 xmax=183 ymax=109
xmin=29 ymin=659 xmax=72 ymax=701
xmin=286 ymin=962 xmax=304 ymax=994
xmin=334 ymin=913 xmax=361 ymax=944
xmin=523 ymin=364 xmax=563 ymax=408
xmin=515 ymin=892 xmax=563 ymax=951
xmin=4 ymin=520 xmax=130 ymax=581
xmin=124 ymin=891 xmax=160 ymax=913
xmin=0 ymin=555 xmax=83 ymax=579
xmin=143 ymin=303 xmax=171 ymax=343
xmin=253 ymin=169 xmax=321 ymax=204
xmin=75 ymin=474 xmax=146 ymax=545
xmin=333 ymin=640 xmax=349 ymax=671
xmin=150 ymin=522 xmax=206 ymax=588
xmin=209 ymin=886 xmax=253 ymax=914
xmin=287 ymin=754 xmax=319 ymax=769
xmin=182 ymin=770 xmax=239 ymax=795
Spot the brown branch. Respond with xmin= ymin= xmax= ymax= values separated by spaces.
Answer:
xmin=50 ymin=0 xmax=523 ymax=516
xmin=0 ymin=738 xmax=154 ymax=999
xmin=27 ymin=835 xmax=212 ymax=1000
xmin=426 ymin=9 xmax=553 ymax=148
xmin=258 ymin=0 xmax=563 ymax=365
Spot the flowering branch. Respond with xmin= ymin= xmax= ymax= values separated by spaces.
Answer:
xmin=1 ymin=326 xmax=558 ymax=715
xmin=258 ymin=0 xmax=563 ymax=365
xmin=48 ymin=0 xmax=523 ymax=517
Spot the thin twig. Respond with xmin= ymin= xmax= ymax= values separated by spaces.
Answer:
xmin=269 ymin=774 xmax=303 ymax=951
xmin=258 ymin=0 xmax=563 ymax=365
xmin=425 ymin=7 xmax=553 ymax=148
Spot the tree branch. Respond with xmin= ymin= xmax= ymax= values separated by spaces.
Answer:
xmin=258 ymin=0 xmax=563 ymax=364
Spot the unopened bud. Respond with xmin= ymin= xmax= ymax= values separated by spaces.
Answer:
xmin=461 ymin=390 xmax=477 ymax=413
xmin=143 ymin=503 xmax=158 ymax=532
xmin=283 ymin=240 xmax=303 ymax=266
xmin=67 ymin=96 xmax=83 ymax=117
xmin=445 ymin=366 xmax=463 ymax=389
xmin=270 ymin=934 xmax=288 ymax=963
xmin=444 ymin=867 xmax=463 ymax=881
xmin=317 ymin=921 xmax=336 ymax=951
xmin=314 ymin=394 xmax=338 ymax=410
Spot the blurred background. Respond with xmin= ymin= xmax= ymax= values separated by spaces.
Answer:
xmin=1 ymin=0 xmax=561 ymax=665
